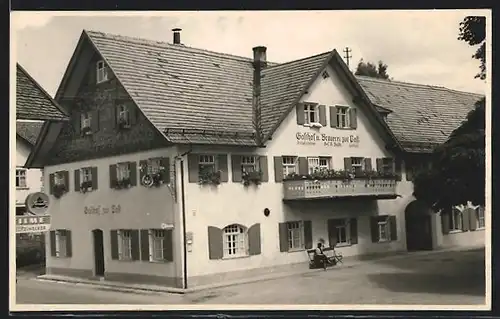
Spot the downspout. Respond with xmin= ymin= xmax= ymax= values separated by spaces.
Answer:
xmin=176 ymin=145 xmax=192 ymax=289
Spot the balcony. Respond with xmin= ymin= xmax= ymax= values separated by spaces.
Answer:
xmin=283 ymin=174 xmax=398 ymax=201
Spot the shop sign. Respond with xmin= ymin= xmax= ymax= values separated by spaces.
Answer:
xmin=84 ymin=204 xmax=121 ymax=215
xmin=296 ymin=132 xmax=360 ymax=147
xmin=16 ymin=215 xmax=51 ymax=234
xmin=25 ymin=192 xmax=50 ymax=215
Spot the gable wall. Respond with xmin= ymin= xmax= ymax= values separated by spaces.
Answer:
xmin=44 ymin=39 xmax=168 ymax=166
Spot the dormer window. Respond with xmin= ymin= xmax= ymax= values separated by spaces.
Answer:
xmin=96 ymin=60 xmax=109 ymax=83
xmin=304 ymin=103 xmax=319 ymax=125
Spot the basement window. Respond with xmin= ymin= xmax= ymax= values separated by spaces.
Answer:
xmin=96 ymin=60 xmax=109 ymax=84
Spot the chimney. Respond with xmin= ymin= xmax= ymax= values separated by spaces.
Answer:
xmin=172 ymin=28 xmax=182 ymax=44
xmin=252 ymin=46 xmax=267 ymax=146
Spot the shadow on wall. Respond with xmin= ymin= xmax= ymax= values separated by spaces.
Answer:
xmin=366 ymin=249 xmax=485 ymax=297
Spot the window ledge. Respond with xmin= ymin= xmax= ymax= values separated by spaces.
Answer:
xmin=16 ymin=187 xmax=29 ymax=190
xmin=475 ymin=227 xmax=486 ymax=231
xmin=336 ymin=243 xmax=352 ymax=248
xmin=448 ymin=229 xmax=464 ymax=234
xmin=96 ymin=78 xmax=109 ymax=85
xmin=287 ymin=248 xmax=306 ymax=253
xmin=336 ymin=127 xmax=355 ymax=130
xmin=222 ymin=254 xmax=250 ymax=260
xmin=148 ymin=259 xmax=171 ymax=264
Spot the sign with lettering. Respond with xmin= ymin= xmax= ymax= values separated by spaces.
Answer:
xmin=16 ymin=215 xmax=51 ymax=234
xmin=25 ymin=192 xmax=50 ymax=215
xmin=84 ymin=205 xmax=121 ymax=215
xmin=296 ymin=132 xmax=360 ymax=147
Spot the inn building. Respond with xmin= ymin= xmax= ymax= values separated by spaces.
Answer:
xmin=26 ymin=29 xmax=486 ymax=288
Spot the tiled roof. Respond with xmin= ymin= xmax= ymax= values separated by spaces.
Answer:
xmin=260 ymin=52 xmax=332 ymax=137
xmin=356 ymin=76 xmax=484 ymax=152
xmin=16 ymin=120 xmax=44 ymax=146
xmin=81 ymin=31 xmax=483 ymax=153
xmin=86 ymin=30 xmax=258 ymax=138
xmin=16 ymin=64 xmax=68 ymax=121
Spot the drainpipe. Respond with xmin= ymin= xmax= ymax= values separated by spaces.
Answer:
xmin=176 ymin=146 xmax=192 ymax=289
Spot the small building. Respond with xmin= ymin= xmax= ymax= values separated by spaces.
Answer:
xmin=16 ymin=64 xmax=69 ymax=215
xmin=26 ymin=29 xmax=485 ymax=289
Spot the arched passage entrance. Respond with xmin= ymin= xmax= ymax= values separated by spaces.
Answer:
xmin=405 ymin=200 xmax=433 ymax=251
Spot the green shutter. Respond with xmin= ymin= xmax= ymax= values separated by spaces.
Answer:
xmin=91 ymin=109 xmax=100 ymax=133
xmin=344 ymin=157 xmax=352 ymax=172
xmin=140 ymin=229 xmax=149 ymax=261
xmin=110 ymin=230 xmax=119 ymax=260
xmin=232 ymin=155 xmax=243 ymax=182
xmin=63 ymin=171 xmax=69 ymax=190
xmin=469 ymin=208 xmax=478 ymax=231
xmin=109 ymin=165 xmax=117 ymax=188
xmin=376 ymin=158 xmax=383 ymax=173
xmin=129 ymin=105 xmax=137 ymax=125
xmin=50 ymin=230 xmax=56 ymax=257
xmin=188 ymin=154 xmax=199 ymax=183
xmin=329 ymin=106 xmax=338 ymax=128
xmin=248 ymin=223 xmax=261 ymax=255
xmin=462 ymin=209 xmax=470 ymax=231
xmin=74 ymin=169 xmax=80 ymax=192
xmin=327 ymin=219 xmax=339 ymax=248
xmin=319 ymin=105 xmax=327 ymax=126
xmin=364 ymin=158 xmax=372 ymax=172
xmin=298 ymin=157 xmax=308 ymax=175
xmin=74 ymin=113 xmax=81 ymax=135
xmin=218 ymin=154 xmax=228 ymax=182
xmin=130 ymin=230 xmax=140 ymax=260
xmin=389 ymin=216 xmax=398 ymax=241
xmin=91 ymin=167 xmax=98 ymax=190
xmin=65 ymin=230 xmax=72 ymax=257
xmin=110 ymin=104 xmax=117 ymax=128
xmin=441 ymin=211 xmax=450 ymax=235
xmin=296 ymin=103 xmax=305 ymax=125
xmin=304 ymin=220 xmax=312 ymax=249
xmin=139 ymin=160 xmax=148 ymax=186
xmin=350 ymin=218 xmax=358 ymax=244
xmin=349 ymin=108 xmax=357 ymax=129
xmin=208 ymin=226 xmax=223 ymax=260
xmin=259 ymin=156 xmax=269 ymax=182
xmin=370 ymin=217 xmax=379 ymax=242
xmin=163 ymin=229 xmax=174 ymax=262
xmin=278 ymin=223 xmax=289 ymax=252
xmin=49 ymin=173 xmax=55 ymax=195
xmin=129 ymin=162 xmax=137 ymax=187
xmin=274 ymin=156 xmax=283 ymax=182
xmin=160 ymin=157 xmax=170 ymax=183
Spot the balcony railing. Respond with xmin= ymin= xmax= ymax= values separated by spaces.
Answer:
xmin=283 ymin=178 xmax=398 ymax=200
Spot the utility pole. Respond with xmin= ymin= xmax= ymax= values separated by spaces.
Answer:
xmin=343 ymin=47 xmax=352 ymax=68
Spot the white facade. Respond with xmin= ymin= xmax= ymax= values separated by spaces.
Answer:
xmin=16 ymin=134 xmax=43 ymax=212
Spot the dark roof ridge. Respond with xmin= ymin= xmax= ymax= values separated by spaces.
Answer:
xmin=85 ymin=29 xmax=280 ymax=66
xmin=355 ymin=75 xmax=484 ymax=97
xmin=264 ymin=51 xmax=332 ymax=71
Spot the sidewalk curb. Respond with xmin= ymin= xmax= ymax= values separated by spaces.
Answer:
xmin=34 ymin=245 xmax=483 ymax=295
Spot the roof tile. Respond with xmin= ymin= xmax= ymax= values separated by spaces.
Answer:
xmin=16 ymin=121 xmax=44 ymax=146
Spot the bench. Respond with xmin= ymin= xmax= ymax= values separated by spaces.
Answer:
xmin=306 ymin=246 xmax=343 ymax=269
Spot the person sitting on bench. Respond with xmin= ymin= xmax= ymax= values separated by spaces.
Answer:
xmin=314 ymin=242 xmax=329 ymax=269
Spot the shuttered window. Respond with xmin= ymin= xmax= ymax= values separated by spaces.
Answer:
xmin=449 ymin=208 xmax=463 ymax=231
xmin=336 ymin=106 xmax=350 ymax=128
xmin=304 ymin=103 xmax=319 ymax=124
xmin=50 ymin=229 xmax=72 ymax=258
xmin=351 ymin=157 xmax=364 ymax=175
xmin=118 ymin=230 xmax=133 ymax=260
xmin=370 ymin=215 xmax=398 ymax=243
xmin=223 ymin=224 xmax=247 ymax=258
xmin=282 ymin=156 xmax=298 ymax=178
xmin=81 ymin=112 xmax=92 ymax=129
xmin=150 ymin=229 xmax=165 ymax=261
xmin=199 ymin=155 xmax=216 ymax=175
xmin=96 ymin=60 xmax=108 ymax=83
xmin=241 ymin=156 xmax=258 ymax=173
xmin=55 ymin=230 xmax=67 ymax=257
xmin=287 ymin=221 xmax=304 ymax=250
xmin=477 ymin=206 xmax=485 ymax=229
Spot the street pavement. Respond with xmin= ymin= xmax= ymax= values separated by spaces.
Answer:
xmin=15 ymin=248 xmax=486 ymax=306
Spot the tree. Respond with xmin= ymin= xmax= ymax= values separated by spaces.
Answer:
xmin=354 ymin=59 xmax=390 ymax=80
xmin=412 ymin=16 xmax=486 ymax=211
xmin=458 ymin=16 xmax=486 ymax=80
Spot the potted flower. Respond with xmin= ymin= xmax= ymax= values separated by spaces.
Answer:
xmin=114 ymin=178 xmax=132 ymax=189
xmin=242 ymin=170 xmax=262 ymax=186
xmin=81 ymin=126 xmax=92 ymax=136
xmin=80 ymin=180 xmax=93 ymax=193
xmin=52 ymin=183 xmax=67 ymax=198
xmin=199 ymin=170 xmax=221 ymax=185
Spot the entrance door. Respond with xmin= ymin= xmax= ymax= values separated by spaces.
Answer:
xmin=92 ymin=229 xmax=105 ymax=277
xmin=405 ymin=200 xmax=433 ymax=251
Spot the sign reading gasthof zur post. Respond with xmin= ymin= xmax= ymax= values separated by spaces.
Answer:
xmin=16 ymin=215 xmax=51 ymax=234
xmin=296 ymin=132 xmax=360 ymax=147
xmin=24 ymin=192 xmax=50 ymax=215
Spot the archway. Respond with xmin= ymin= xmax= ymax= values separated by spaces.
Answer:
xmin=405 ymin=200 xmax=433 ymax=251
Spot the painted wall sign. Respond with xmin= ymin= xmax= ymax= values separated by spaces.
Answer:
xmin=16 ymin=215 xmax=51 ymax=233
xmin=24 ymin=192 xmax=50 ymax=215
xmin=296 ymin=132 xmax=360 ymax=147
xmin=84 ymin=205 xmax=121 ymax=215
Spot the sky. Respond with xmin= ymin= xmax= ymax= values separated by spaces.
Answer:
xmin=12 ymin=10 xmax=489 ymax=97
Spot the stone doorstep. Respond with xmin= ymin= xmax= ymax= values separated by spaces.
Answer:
xmin=34 ymin=245 xmax=483 ymax=295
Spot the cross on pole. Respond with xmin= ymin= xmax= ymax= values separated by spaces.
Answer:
xmin=343 ymin=47 xmax=352 ymax=68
